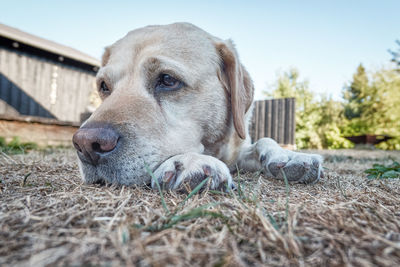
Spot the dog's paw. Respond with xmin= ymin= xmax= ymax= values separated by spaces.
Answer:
xmin=152 ymin=153 xmax=233 ymax=192
xmin=256 ymin=139 xmax=323 ymax=184
xmin=260 ymin=152 xmax=323 ymax=184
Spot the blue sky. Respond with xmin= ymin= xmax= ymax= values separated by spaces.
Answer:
xmin=1 ymin=0 xmax=399 ymax=100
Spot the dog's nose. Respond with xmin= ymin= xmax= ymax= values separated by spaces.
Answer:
xmin=72 ymin=126 xmax=119 ymax=165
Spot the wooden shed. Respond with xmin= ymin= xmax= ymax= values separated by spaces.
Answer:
xmin=249 ymin=98 xmax=296 ymax=149
xmin=0 ymin=23 xmax=100 ymax=146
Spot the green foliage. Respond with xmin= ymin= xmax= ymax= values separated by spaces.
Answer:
xmin=342 ymin=66 xmax=400 ymax=149
xmin=317 ymin=96 xmax=354 ymax=149
xmin=343 ymin=64 xmax=369 ymax=120
xmin=365 ymin=162 xmax=400 ymax=179
xmin=0 ymin=137 xmax=6 ymax=148
xmin=264 ymin=68 xmax=351 ymax=149
xmin=377 ymin=137 xmax=400 ymax=150
xmin=264 ymin=63 xmax=400 ymax=150
xmin=0 ymin=137 xmax=38 ymax=154
xmin=319 ymin=124 xmax=353 ymax=149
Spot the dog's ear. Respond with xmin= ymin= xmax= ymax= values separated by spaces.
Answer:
xmin=101 ymin=47 xmax=111 ymax=67
xmin=216 ymin=40 xmax=254 ymax=139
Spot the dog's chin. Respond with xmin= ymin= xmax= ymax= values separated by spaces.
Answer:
xmin=77 ymin=156 xmax=154 ymax=186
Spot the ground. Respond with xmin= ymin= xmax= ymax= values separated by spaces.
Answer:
xmin=0 ymin=148 xmax=399 ymax=266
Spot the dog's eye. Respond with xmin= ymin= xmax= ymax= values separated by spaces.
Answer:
xmin=99 ymin=81 xmax=111 ymax=95
xmin=156 ymin=74 xmax=183 ymax=91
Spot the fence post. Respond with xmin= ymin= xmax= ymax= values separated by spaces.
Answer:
xmin=250 ymin=98 xmax=296 ymax=148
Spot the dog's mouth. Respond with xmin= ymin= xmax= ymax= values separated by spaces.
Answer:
xmin=76 ymin=146 xmax=170 ymax=186
xmin=75 ymin=140 xmax=120 ymax=167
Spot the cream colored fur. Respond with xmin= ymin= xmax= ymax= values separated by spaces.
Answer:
xmin=77 ymin=23 xmax=323 ymax=190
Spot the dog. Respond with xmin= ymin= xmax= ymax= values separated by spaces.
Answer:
xmin=72 ymin=23 xmax=323 ymax=190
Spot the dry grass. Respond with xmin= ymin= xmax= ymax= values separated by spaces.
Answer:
xmin=1 ymin=148 xmax=400 ymax=266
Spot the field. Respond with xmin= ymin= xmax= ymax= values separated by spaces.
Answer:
xmin=1 ymin=148 xmax=400 ymax=266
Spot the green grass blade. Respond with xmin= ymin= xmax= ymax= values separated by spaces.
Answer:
xmin=145 ymin=164 xmax=169 ymax=214
xmin=235 ymin=164 xmax=243 ymax=198
xmin=263 ymin=207 xmax=280 ymax=231
xmin=22 ymin=172 xmax=32 ymax=187
xmin=280 ymin=169 xmax=290 ymax=225
xmin=180 ymin=177 xmax=210 ymax=207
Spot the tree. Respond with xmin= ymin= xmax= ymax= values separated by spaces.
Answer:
xmin=342 ymin=64 xmax=373 ymax=136
xmin=342 ymin=65 xmax=400 ymax=149
xmin=265 ymin=65 xmax=400 ymax=150
xmin=264 ymin=69 xmax=320 ymax=148
xmin=318 ymin=96 xmax=353 ymax=149
xmin=389 ymin=40 xmax=400 ymax=67
xmin=370 ymin=68 xmax=400 ymax=149
xmin=343 ymin=64 xmax=369 ymax=120
xmin=265 ymin=69 xmax=352 ymax=149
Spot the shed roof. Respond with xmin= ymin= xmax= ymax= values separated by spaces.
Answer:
xmin=0 ymin=23 xmax=100 ymax=67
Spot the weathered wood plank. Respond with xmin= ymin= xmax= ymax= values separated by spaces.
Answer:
xmin=257 ymin=100 xmax=265 ymax=140
xmin=272 ymin=99 xmax=279 ymax=141
xmin=249 ymin=104 xmax=256 ymax=142
xmin=284 ymin=98 xmax=290 ymax=144
xmin=278 ymin=99 xmax=284 ymax=144
xmin=0 ymin=118 xmax=77 ymax=147
xmin=254 ymin=101 xmax=259 ymax=141
xmin=250 ymin=98 xmax=296 ymax=146
xmin=291 ymin=98 xmax=296 ymax=145
xmin=265 ymin=100 xmax=272 ymax=138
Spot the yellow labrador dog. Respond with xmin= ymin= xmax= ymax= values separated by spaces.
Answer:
xmin=73 ymin=23 xmax=323 ymax=190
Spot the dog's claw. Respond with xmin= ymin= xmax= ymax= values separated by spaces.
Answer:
xmin=202 ymin=165 xmax=212 ymax=176
xmin=162 ymin=171 xmax=175 ymax=184
xmin=267 ymin=161 xmax=287 ymax=177
xmin=230 ymin=182 xmax=237 ymax=191
xmin=276 ymin=162 xmax=286 ymax=168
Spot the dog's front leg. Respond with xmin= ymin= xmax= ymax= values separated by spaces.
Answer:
xmin=237 ymin=138 xmax=324 ymax=184
xmin=152 ymin=152 xmax=233 ymax=191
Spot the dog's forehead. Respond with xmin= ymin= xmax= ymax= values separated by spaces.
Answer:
xmin=108 ymin=23 xmax=220 ymax=67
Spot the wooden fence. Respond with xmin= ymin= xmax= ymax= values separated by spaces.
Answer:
xmin=249 ymin=98 xmax=296 ymax=147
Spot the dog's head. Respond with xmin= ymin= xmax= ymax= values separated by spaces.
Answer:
xmin=73 ymin=23 xmax=253 ymax=185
